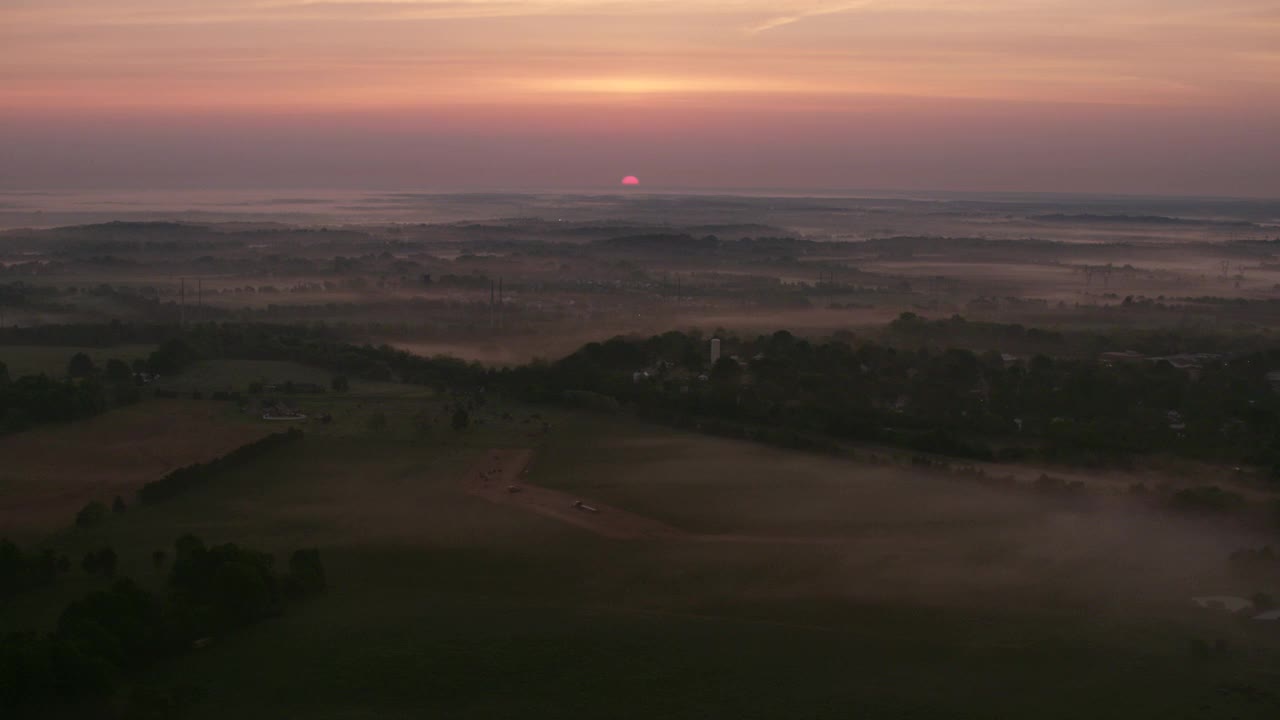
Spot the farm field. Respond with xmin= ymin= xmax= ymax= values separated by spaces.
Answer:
xmin=6 ymin=382 xmax=1280 ymax=719
xmin=0 ymin=399 xmax=269 ymax=538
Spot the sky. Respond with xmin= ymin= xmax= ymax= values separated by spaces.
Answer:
xmin=1 ymin=0 xmax=1278 ymax=196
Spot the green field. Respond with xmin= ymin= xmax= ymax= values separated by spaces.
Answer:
xmin=5 ymin=372 xmax=1280 ymax=719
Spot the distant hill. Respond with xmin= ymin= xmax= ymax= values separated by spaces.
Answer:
xmin=1033 ymin=213 xmax=1258 ymax=228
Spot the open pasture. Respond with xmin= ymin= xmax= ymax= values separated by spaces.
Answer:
xmin=0 ymin=399 xmax=268 ymax=537
xmin=530 ymin=417 xmax=1275 ymax=613
xmin=5 ymin=389 xmax=1280 ymax=718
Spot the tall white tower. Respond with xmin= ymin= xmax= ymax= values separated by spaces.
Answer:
xmin=710 ymin=338 xmax=721 ymax=366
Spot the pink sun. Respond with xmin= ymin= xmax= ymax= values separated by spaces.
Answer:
xmin=621 ymin=175 xmax=640 ymax=186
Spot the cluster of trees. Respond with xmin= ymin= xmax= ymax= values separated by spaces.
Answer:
xmin=0 ymin=540 xmax=65 ymax=602
xmin=0 ymin=335 xmax=206 ymax=437
xmin=0 ymin=365 xmax=110 ymax=436
xmin=1171 ymin=486 xmax=1248 ymax=514
xmin=10 ymin=320 xmax=1280 ymax=472
xmin=75 ymin=500 xmax=111 ymax=529
xmin=0 ymin=535 xmax=326 ymax=712
xmin=137 ymin=428 xmax=304 ymax=504
xmin=500 ymin=327 xmax=1280 ymax=468
xmin=886 ymin=312 xmax=1278 ymax=359
xmin=80 ymin=547 xmax=119 ymax=578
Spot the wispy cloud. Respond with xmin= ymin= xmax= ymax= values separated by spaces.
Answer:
xmin=745 ymin=1 xmax=876 ymax=35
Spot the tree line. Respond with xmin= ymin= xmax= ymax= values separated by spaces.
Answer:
xmin=9 ymin=319 xmax=1280 ymax=471
xmin=137 ymin=428 xmax=304 ymax=504
xmin=0 ymin=337 xmax=206 ymax=436
xmin=0 ymin=536 xmax=325 ymax=714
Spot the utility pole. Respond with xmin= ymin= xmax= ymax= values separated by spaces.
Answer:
xmin=197 ymin=278 xmax=203 ymax=322
xmin=498 ymin=277 xmax=504 ymax=330
xmin=179 ymin=277 xmax=186 ymax=327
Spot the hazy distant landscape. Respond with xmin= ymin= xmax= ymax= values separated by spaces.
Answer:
xmin=4 ymin=190 xmax=1280 ymax=718
xmin=4 ymin=188 xmax=1279 ymax=237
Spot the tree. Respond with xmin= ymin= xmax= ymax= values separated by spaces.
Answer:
xmin=104 ymin=359 xmax=132 ymax=384
xmin=98 ymin=548 xmax=118 ymax=578
xmin=0 ymin=360 xmax=9 ymax=386
xmin=211 ymin=561 xmax=272 ymax=625
xmin=112 ymin=496 xmax=127 ymax=514
xmin=75 ymin=500 xmax=108 ymax=529
xmin=67 ymin=352 xmax=95 ymax=379
xmin=1172 ymin=486 xmax=1246 ymax=514
xmin=330 ymin=375 xmax=350 ymax=392
xmin=287 ymin=548 xmax=326 ymax=595
xmin=710 ymin=356 xmax=742 ymax=383
xmin=1189 ymin=637 xmax=1211 ymax=662
xmin=367 ymin=412 xmax=388 ymax=431
xmin=451 ymin=407 xmax=470 ymax=431
xmin=412 ymin=409 xmax=434 ymax=437
xmin=146 ymin=338 xmax=199 ymax=375
xmin=169 ymin=538 xmax=281 ymax=630
xmin=81 ymin=547 xmax=117 ymax=577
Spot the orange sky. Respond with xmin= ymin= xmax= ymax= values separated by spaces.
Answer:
xmin=2 ymin=0 xmax=1278 ymax=195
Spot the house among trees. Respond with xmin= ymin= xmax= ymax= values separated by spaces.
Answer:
xmin=262 ymin=400 xmax=307 ymax=421
xmin=265 ymin=381 xmax=326 ymax=394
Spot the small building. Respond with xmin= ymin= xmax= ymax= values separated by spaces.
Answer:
xmin=262 ymin=400 xmax=307 ymax=421
xmin=1099 ymin=350 xmax=1145 ymax=366
xmin=1191 ymin=596 xmax=1252 ymax=613
xmin=710 ymin=338 xmax=721 ymax=366
xmin=1267 ymin=371 xmax=1280 ymax=393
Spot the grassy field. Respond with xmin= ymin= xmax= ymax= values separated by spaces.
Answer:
xmin=0 ymin=399 xmax=269 ymax=538
xmin=5 ymin=371 xmax=1280 ymax=718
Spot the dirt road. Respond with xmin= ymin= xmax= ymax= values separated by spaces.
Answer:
xmin=464 ymin=449 xmax=854 ymax=544
xmin=464 ymin=448 xmax=690 ymax=540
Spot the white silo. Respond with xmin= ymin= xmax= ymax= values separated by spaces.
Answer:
xmin=710 ymin=338 xmax=721 ymax=365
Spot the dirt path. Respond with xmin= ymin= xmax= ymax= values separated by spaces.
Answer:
xmin=464 ymin=449 xmax=851 ymax=544
xmin=464 ymin=448 xmax=691 ymax=540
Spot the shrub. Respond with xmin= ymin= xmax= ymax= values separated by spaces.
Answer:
xmin=75 ymin=501 xmax=108 ymax=529
xmin=1171 ymin=486 xmax=1246 ymax=514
